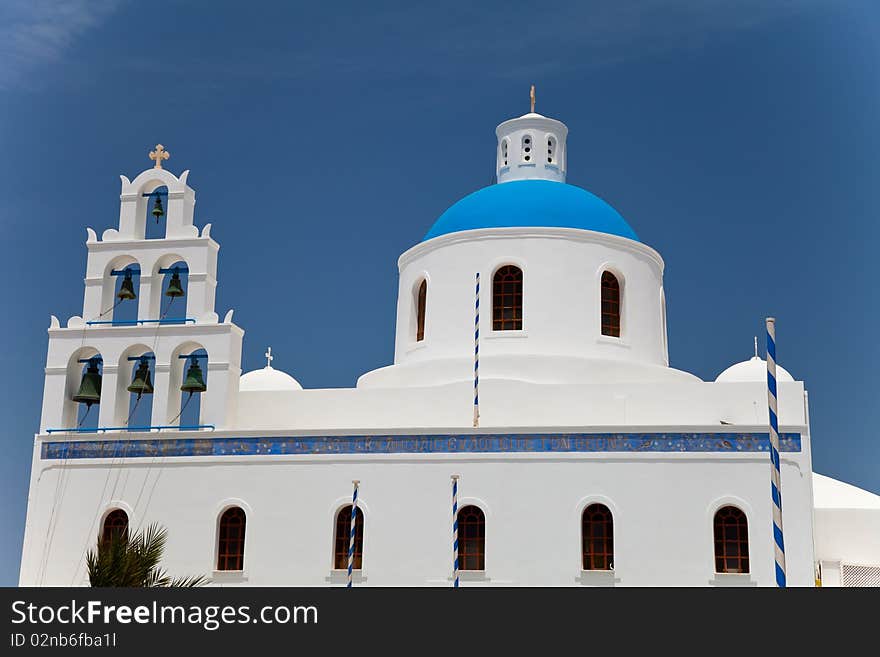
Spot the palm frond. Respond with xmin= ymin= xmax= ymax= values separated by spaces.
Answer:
xmin=87 ymin=522 xmax=206 ymax=587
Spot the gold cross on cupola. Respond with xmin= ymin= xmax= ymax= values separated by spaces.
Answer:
xmin=530 ymin=84 xmax=536 ymax=113
xmin=149 ymin=144 xmax=170 ymax=169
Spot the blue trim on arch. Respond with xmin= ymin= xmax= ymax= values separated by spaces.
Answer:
xmin=41 ymin=431 xmax=801 ymax=460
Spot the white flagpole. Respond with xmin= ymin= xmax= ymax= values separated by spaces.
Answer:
xmin=347 ymin=479 xmax=360 ymax=588
xmin=765 ymin=318 xmax=786 ymax=587
xmin=473 ymin=273 xmax=480 ymax=428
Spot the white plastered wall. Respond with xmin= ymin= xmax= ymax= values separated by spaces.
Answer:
xmin=18 ymin=435 xmax=815 ymax=587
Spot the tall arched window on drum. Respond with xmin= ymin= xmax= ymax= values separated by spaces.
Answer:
xmin=493 ymin=265 xmax=523 ymax=331
xmin=601 ymin=272 xmax=621 ymax=337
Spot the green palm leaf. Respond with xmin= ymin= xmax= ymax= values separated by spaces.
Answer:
xmin=86 ymin=522 xmax=207 ymax=587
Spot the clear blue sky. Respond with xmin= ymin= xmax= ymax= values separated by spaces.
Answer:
xmin=1 ymin=0 xmax=877 ymax=586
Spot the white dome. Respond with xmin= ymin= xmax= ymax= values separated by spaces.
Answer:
xmin=813 ymin=473 xmax=880 ymax=510
xmin=239 ymin=366 xmax=302 ymax=392
xmin=715 ymin=356 xmax=795 ymax=383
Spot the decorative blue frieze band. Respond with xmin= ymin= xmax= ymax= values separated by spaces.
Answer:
xmin=41 ymin=432 xmax=802 ymax=460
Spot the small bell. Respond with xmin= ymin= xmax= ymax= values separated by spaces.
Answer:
xmin=127 ymin=359 xmax=154 ymax=397
xmin=72 ymin=360 xmax=102 ymax=406
xmin=116 ymin=270 xmax=137 ymax=301
xmin=165 ymin=270 xmax=185 ymax=298
xmin=180 ymin=356 xmax=207 ymax=394
xmin=151 ymin=195 xmax=164 ymax=223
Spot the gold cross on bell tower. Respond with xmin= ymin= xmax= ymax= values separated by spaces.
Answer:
xmin=529 ymin=84 xmax=536 ymax=113
xmin=149 ymin=144 xmax=170 ymax=169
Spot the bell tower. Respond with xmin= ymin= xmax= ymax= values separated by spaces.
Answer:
xmin=39 ymin=145 xmax=244 ymax=434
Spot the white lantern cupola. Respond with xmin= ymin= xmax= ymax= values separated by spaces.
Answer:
xmin=496 ymin=85 xmax=568 ymax=184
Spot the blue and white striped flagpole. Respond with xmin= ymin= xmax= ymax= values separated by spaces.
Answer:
xmin=452 ymin=474 xmax=460 ymax=588
xmin=347 ymin=479 xmax=360 ymax=588
xmin=766 ymin=317 xmax=787 ymax=587
xmin=473 ymin=273 xmax=480 ymax=428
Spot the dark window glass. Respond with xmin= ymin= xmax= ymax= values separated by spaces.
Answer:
xmin=458 ymin=505 xmax=485 ymax=570
xmin=601 ymin=271 xmax=621 ymax=337
xmin=582 ymin=504 xmax=614 ymax=570
xmin=416 ymin=279 xmax=427 ymax=342
xmin=334 ymin=506 xmax=364 ymax=570
xmin=217 ymin=507 xmax=246 ymax=571
xmin=101 ymin=509 xmax=129 ymax=544
xmin=493 ymin=265 xmax=523 ymax=331
xmin=714 ymin=506 xmax=749 ymax=574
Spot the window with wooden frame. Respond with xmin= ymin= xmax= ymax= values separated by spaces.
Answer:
xmin=458 ymin=505 xmax=485 ymax=570
xmin=493 ymin=265 xmax=523 ymax=331
xmin=217 ymin=506 xmax=246 ymax=571
xmin=334 ymin=506 xmax=364 ymax=570
xmin=714 ymin=506 xmax=749 ymax=574
xmin=582 ymin=504 xmax=614 ymax=570
xmin=416 ymin=279 xmax=427 ymax=342
xmin=601 ymin=271 xmax=621 ymax=337
xmin=101 ymin=509 xmax=129 ymax=544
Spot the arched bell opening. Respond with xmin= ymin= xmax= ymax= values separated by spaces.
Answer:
xmin=100 ymin=256 xmax=140 ymax=326
xmin=143 ymin=185 xmax=169 ymax=240
xmin=64 ymin=347 xmax=103 ymax=430
xmin=115 ymin=345 xmax=155 ymax=429
xmin=167 ymin=342 xmax=208 ymax=429
xmin=130 ymin=177 xmax=172 ymax=240
xmin=149 ymin=255 xmax=189 ymax=322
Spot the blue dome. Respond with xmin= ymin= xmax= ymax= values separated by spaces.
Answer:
xmin=423 ymin=180 xmax=639 ymax=242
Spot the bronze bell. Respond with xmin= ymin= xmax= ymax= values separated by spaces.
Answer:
xmin=151 ymin=195 xmax=164 ymax=222
xmin=165 ymin=270 xmax=185 ymax=298
xmin=117 ymin=270 xmax=137 ymax=301
xmin=72 ymin=360 xmax=102 ymax=406
xmin=180 ymin=356 xmax=207 ymax=394
xmin=127 ymin=359 xmax=154 ymax=397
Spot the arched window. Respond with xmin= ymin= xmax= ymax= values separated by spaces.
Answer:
xmin=217 ymin=507 xmax=246 ymax=571
xmin=493 ymin=265 xmax=523 ymax=331
xmin=714 ymin=506 xmax=749 ymax=574
xmin=521 ymin=134 xmax=532 ymax=162
xmin=416 ymin=279 xmax=427 ymax=342
xmin=101 ymin=509 xmax=129 ymax=544
xmin=458 ymin=505 xmax=485 ymax=570
xmin=582 ymin=504 xmax=614 ymax=570
xmin=547 ymin=135 xmax=557 ymax=164
xmin=501 ymin=139 xmax=509 ymax=166
xmin=334 ymin=506 xmax=364 ymax=570
xmin=601 ymin=271 xmax=621 ymax=337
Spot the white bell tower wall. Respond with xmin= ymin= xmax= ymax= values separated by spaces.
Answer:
xmin=39 ymin=154 xmax=243 ymax=433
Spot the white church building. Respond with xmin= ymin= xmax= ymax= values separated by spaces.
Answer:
xmin=19 ymin=97 xmax=880 ymax=587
